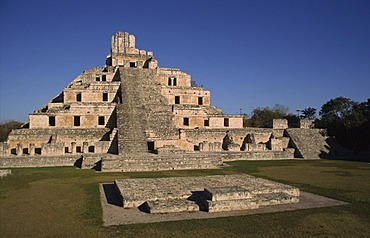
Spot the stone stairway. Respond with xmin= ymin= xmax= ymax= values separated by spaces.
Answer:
xmin=110 ymin=67 xmax=222 ymax=171
xmin=285 ymin=129 xmax=330 ymax=159
xmin=117 ymin=67 xmax=178 ymax=155
xmin=117 ymin=68 xmax=149 ymax=155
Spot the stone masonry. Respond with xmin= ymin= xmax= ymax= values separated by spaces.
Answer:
xmin=0 ymin=31 xmax=331 ymax=170
xmin=114 ymin=174 xmax=300 ymax=213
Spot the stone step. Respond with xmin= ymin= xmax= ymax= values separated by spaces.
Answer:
xmin=145 ymin=199 xmax=199 ymax=214
xmin=255 ymin=192 xmax=300 ymax=206
xmin=102 ymin=161 xmax=221 ymax=172
xmin=206 ymin=198 xmax=259 ymax=212
xmin=204 ymin=186 xmax=252 ymax=201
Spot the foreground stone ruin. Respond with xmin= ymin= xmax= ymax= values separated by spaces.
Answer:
xmin=114 ymin=174 xmax=300 ymax=213
xmin=0 ymin=31 xmax=330 ymax=171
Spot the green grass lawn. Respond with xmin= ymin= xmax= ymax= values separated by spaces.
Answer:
xmin=1 ymin=159 xmax=369 ymax=237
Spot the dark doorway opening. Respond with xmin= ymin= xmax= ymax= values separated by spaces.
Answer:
xmin=147 ymin=141 xmax=155 ymax=153
xmin=175 ymin=96 xmax=180 ymax=104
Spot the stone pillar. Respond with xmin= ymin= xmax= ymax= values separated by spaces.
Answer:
xmin=129 ymin=34 xmax=135 ymax=48
xmin=299 ymin=119 xmax=314 ymax=129
xmin=71 ymin=142 xmax=76 ymax=154
xmin=272 ymin=119 xmax=288 ymax=129
xmin=29 ymin=143 xmax=35 ymax=156
xmin=16 ymin=143 xmax=23 ymax=156
xmin=199 ymin=142 xmax=204 ymax=151
xmin=203 ymin=141 xmax=210 ymax=152
xmin=179 ymin=129 xmax=186 ymax=139
xmin=209 ymin=142 xmax=214 ymax=151
xmin=111 ymin=35 xmax=117 ymax=54
xmin=82 ymin=142 xmax=89 ymax=153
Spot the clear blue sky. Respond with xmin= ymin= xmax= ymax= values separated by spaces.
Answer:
xmin=1 ymin=0 xmax=369 ymax=122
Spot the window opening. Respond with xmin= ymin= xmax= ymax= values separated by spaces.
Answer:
xmin=147 ymin=141 xmax=155 ymax=152
xmin=168 ymin=78 xmax=172 ymax=86
xmin=88 ymin=146 xmax=95 ymax=153
xmin=130 ymin=62 xmax=136 ymax=68
xmin=102 ymin=75 xmax=106 ymax=81
xmin=76 ymin=93 xmax=82 ymax=102
xmin=183 ymin=117 xmax=189 ymax=126
xmin=224 ymin=118 xmax=229 ymax=127
xmin=76 ymin=146 xmax=81 ymax=153
xmin=175 ymin=96 xmax=180 ymax=104
xmin=173 ymin=78 xmax=177 ymax=86
xmin=35 ymin=148 xmax=42 ymax=154
xmin=198 ymin=97 xmax=203 ymax=105
xmin=98 ymin=116 xmax=105 ymax=125
xmin=74 ymin=116 xmax=80 ymax=127
xmin=96 ymin=77 xmax=100 ymax=81
xmin=204 ymin=119 xmax=209 ymax=127
xmin=49 ymin=116 xmax=55 ymax=127
xmin=103 ymin=93 xmax=108 ymax=102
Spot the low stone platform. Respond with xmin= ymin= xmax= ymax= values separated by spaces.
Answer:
xmin=102 ymin=153 xmax=224 ymax=172
xmin=114 ymin=174 xmax=300 ymax=214
xmin=100 ymin=182 xmax=348 ymax=225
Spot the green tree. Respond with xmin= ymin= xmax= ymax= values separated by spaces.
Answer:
xmin=246 ymin=104 xmax=295 ymax=128
xmin=317 ymin=97 xmax=370 ymax=150
xmin=0 ymin=120 xmax=23 ymax=142
xmin=300 ymin=107 xmax=316 ymax=119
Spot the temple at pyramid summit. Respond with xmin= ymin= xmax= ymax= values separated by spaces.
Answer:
xmin=0 ymin=32 xmax=328 ymax=171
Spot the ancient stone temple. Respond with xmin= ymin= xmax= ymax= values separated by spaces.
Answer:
xmin=0 ymin=32 xmax=329 ymax=171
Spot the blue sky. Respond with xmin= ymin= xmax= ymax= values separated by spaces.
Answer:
xmin=1 ymin=0 xmax=369 ymax=122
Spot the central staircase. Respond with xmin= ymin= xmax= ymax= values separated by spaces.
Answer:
xmin=104 ymin=67 xmax=222 ymax=172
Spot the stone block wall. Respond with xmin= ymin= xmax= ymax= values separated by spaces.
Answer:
xmin=4 ymin=128 xmax=113 ymax=156
xmin=299 ymin=119 xmax=315 ymax=129
xmin=273 ymin=119 xmax=288 ymax=129
xmin=0 ymin=155 xmax=80 ymax=168
xmin=156 ymin=68 xmax=191 ymax=87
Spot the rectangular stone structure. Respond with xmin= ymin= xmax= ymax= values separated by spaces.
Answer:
xmin=206 ymin=199 xmax=259 ymax=213
xmin=204 ymin=186 xmax=252 ymax=201
xmin=146 ymin=199 xmax=199 ymax=214
xmin=114 ymin=174 xmax=300 ymax=214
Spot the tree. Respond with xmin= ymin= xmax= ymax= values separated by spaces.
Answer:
xmin=246 ymin=104 xmax=293 ymax=128
xmin=300 ymin=107 xmax=316 ymax=119
xmin=0 ymin=120 xmax=23 ymax=142
xmin=316 ymin=97 xmax=370 ymax=151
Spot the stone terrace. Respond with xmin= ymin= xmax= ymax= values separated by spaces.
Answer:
xmin=114 ymin=174 xmax=300 ymax=213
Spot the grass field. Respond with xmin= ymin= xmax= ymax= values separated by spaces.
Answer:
xmin=1 ymin=159 xmax=369 ymax=237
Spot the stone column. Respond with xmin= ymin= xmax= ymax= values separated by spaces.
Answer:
xmin=16 ymin=143 xmax=23 ymax=156
xmin=29 ymin=143 xmax=35 ymax=156
xmin=82 ymin=142 xmax=88 ymax=153
xmin=199 ymin=142 xmax=204 ymax=151
xmin=209 ymin=142 xmax=214 ymax=152
xmin=71 ymin=142 xmax=76 ymax=154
